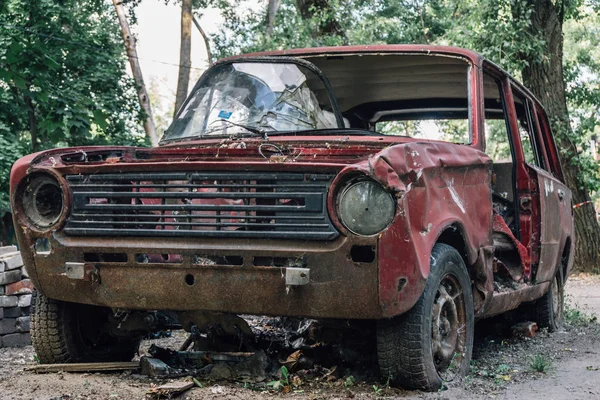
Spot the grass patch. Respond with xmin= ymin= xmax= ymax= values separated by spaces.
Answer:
xmin=344 ymin=375 xmax=355 ymax=388
xmin=530 ymin=354 xmax=551 ymax=373
xmin=564 ymin=303 xmax=598 ymax=326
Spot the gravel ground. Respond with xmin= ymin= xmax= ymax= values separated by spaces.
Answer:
xmin=0 ymin=275 xmax=598 ymax=400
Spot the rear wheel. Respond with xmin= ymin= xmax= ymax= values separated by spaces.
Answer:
xmin=377 ymin=243 xmax=474 ymax=391
xmin=31 ymin=291 xmax=140 ymax=364
xmin=533 ymin=268 xmax=564 ymax=332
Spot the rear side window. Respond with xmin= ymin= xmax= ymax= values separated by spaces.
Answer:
xmin=376 ymin=119 xmax=469 ymax=144
xmin=512 ymin=89 xmax=546 ymax=170
xmin=535 ymin=105 xmax=563 ymax=179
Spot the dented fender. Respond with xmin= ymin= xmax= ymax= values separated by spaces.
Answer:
xmin=335 ymin=142 xmax=493 ymax=317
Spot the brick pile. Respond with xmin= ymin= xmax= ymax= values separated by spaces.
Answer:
xmin=0 ymin=246 xmax=32 ymax=348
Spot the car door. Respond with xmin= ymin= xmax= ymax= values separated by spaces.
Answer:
xmin=532 ymin=104 xmax=571 ymax=282
xmin=506 ymin=83 xmax=566 ymax=282
xmin=504 ymin=83 xmax=542 ymax=279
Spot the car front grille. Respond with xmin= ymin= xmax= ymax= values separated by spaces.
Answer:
xmin=64 ymin=171 xmax=338 ymax=240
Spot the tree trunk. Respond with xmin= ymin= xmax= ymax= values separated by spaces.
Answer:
xmin=266 ymin=0 xmax=281 ymax=38
xmin=174 ymin=0 xmax=193 ymax=116
xmin=111 ymin=0 xmax=159 ymax=146
xmin=192 ymin=16 xmax=212 ymax=67
xmin=520 ymin=0 xmax=600 ymax=272
xmin=24 ymin=94 xmax=38 ymax=152
xmin=295 ymin=0 xmax=346 ymax=40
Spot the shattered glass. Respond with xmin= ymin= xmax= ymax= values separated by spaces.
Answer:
xmin=164 ymin=62 xmax=339 ymax=140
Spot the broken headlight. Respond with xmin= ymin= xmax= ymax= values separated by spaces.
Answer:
xmin=20 ymin=173 xmax=64 ymax=230
xmin=338 ymin=180 xmax=395 ymax=236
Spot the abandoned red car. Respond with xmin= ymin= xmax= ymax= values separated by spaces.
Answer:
xmin=11 ymin=45 xmax=573 ymax=390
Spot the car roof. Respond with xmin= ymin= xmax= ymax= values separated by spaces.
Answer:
xmin=220 ymin=45 xmax=485 ymax=66
xmin=217 ymin=44 xmax=546 ymax=119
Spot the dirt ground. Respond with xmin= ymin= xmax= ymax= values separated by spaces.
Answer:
xmin=0 ymin=274 xmax=598 ymax=400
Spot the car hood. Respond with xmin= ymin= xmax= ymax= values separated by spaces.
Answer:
xmin=24 ymin=137 xmax=402 ymax=168
xmin=11 ymin=136 xmax=491 ymax=196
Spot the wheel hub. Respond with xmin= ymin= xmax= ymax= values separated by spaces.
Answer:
xmin=431 ymin=274 xmax=467 ymax=380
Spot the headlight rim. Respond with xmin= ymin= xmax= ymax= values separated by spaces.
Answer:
xmin=15 ymin=171 xmax=69 ymax=233
xmin=336 ymin=177 xmax=396 ymax=237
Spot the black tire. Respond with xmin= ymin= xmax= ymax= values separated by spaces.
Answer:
xmin=377 ymin=243 xmax=474 ymax=391
xmin=533 ymin=268 xmax=564 ymax=332
xmin=30 ymin=290 xmax=140 ymax=364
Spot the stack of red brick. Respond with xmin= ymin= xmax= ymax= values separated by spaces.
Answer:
xmin=0 ymin=246 xmax=32 ymax=348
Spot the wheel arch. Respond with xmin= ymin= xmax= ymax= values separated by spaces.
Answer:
xmin=560 ymin=236 xmax=573 ymax=282
xmin=433 ymin=222 xmax=492 ymax=315
xmin=434 ymin=222 xmax=470 ymax=267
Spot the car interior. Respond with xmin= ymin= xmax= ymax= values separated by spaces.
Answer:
xmin=304 ymin=53 xmax=529 ymax=284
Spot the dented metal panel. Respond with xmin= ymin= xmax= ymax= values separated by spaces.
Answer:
xmin=334 ymin=142 xmax=494 ymax=317
xmin=24 ymin=233 xmax=382 ymax=319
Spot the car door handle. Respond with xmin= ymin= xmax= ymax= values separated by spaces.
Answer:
xmin=558 ymin=189 xmax=565 ymax=201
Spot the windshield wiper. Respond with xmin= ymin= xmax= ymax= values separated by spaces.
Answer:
xmin=267 ymin=128 xmax=386 ymax=137
xmin=203 ymin=119 xmax=270 ymax=139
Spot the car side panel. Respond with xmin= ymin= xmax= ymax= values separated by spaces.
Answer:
xmin=339 ymin=141 xmax=494 ymax=318
xmin=535 ymin=167 xmax=571 ymax=282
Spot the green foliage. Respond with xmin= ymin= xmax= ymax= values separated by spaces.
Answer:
xmin=343 ymin=375 xmax=355 ymax=388
xmin=0 ymin=122 xmax=25 ymax=212
xmin=0 ymin=0 xmax=147 ymax=213
xmin=372 ymin=384 xmax=384 ymax=395
xmin=564 ymin=302 xmax=598 ymax=326
xmin=211 ymin=0 xmax=350 ymax=59
xmin=485 ymin=119 xmax=512 ymax=161
xmin=562 ymin=7 xmax=600 ymax=195
xmin=280 ymin=365 xmax=290 ymax=384
xmin=209 ymin=0 xmax=545 ymax=72
xmin=495 ymin=363 xmax=511 ymax=374
xmin=529 ymin=354 xmax=551 ymax=373
xmin=266 ymin=365 xmax=290 ymax=391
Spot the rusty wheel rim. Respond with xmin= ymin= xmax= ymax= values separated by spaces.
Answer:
xmin=431 ymin=273 xmax=467 ymax=381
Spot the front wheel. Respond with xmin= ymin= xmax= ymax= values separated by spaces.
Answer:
xmin=377 ymin=243 xmax=474 ymax=391
xmin=31 ymin=291 xmax=140 ymax=364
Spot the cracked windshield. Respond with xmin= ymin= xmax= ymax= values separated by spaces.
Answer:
xmin=164 ymin=62 xmax=339 ymax=140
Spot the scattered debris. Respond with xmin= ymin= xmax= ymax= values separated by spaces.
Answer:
xmin=133 ymin=315 xmax=376 ymax=391
xmin=147 ymin=380 xmax=195 ymax=398
xmin=511 ymin=321 xmax=539 ymax=338
xmin=140 ymin=357 xmax=171 ymax=377
xmin=208 ymin=363 xmax=232 ymax=380
xmin=142 ymin=344 xmax=267 ymax=380
xmin=26 ymin=361 xmax=139 ymax=374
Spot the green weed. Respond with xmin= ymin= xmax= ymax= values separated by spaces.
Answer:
xmin=372 ymin=385 xmax=384 ymax=396
xmin=495 ymin=364 xmax=511 ymax=374
xmin=564 ymin=303 xmax=597 ymax=326
xmin=530 ymin=354 xmax=551 ymax=373
xmin=266 ymin=366 xmax=291 ymax=391
xmin=344 ymin=375 xmax=355 ymax=388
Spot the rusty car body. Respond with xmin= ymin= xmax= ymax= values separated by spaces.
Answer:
xmin=11 ymin=45 xmax=574 ymax=390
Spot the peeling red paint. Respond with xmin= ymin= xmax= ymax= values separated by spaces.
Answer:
xmin=342 ymin=142 xmax=493 ymax=316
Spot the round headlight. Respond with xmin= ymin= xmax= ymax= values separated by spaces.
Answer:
xmin=21 ymin=174 xmax=64 ymax=229
xmin=338 ymin=180 xmax=395 ymax=235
